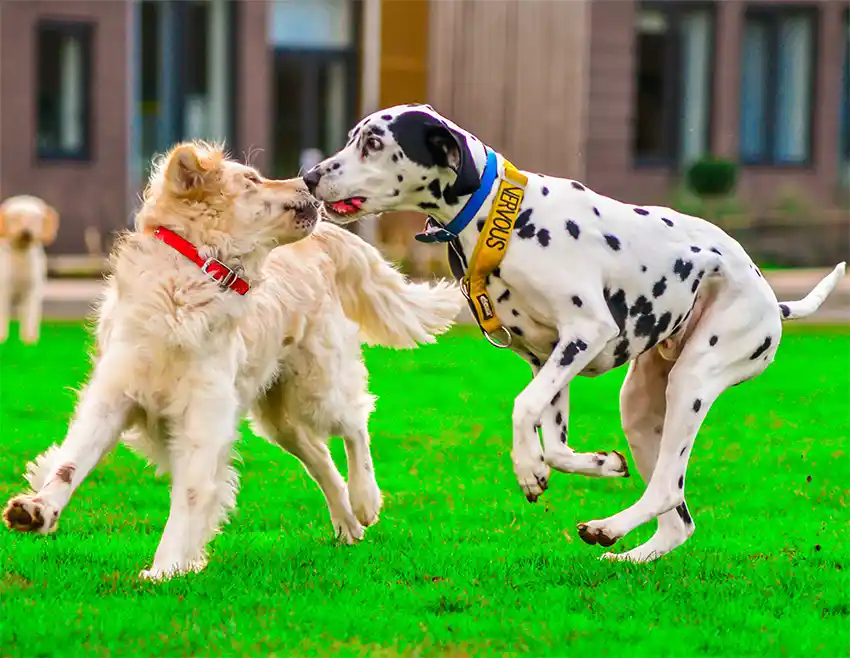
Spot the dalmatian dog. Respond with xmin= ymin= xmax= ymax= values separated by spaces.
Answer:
xmin=302 ymin=104 xmax=846 ymax=562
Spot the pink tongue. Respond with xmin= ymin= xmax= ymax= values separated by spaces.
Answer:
xmin=329 ymin=198 xmax=364 ymax=214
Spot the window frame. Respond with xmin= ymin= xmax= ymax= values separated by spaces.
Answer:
xmin=632 ymin=1 xmax=717 ymax=170
xmin=34 ymin=18 xmax=95 ymax=162
xmin=738 ymin=5 xmax=819 ymax=168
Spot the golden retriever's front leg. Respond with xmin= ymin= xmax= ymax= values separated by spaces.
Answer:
xmin=140 ymin=392 xmax=240 ymax=581
xmin=18 ymin=284 xmax=45 ymax=345
xmin=3 ymin=349 xmax=133 ymax=533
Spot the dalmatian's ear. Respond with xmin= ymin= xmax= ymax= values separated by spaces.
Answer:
xmin=425 ymin=126 xmax=480 ymax=198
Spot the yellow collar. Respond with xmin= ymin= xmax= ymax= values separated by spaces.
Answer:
xmin=460 ymin=159 xmax=528 ymax=348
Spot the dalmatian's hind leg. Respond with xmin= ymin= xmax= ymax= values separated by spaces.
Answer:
xmin=600 ymin=348 xmax=693 ymax=562
xmin=578 ymin=277 xmax=782 ymax=549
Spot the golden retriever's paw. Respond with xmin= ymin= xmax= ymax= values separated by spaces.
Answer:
xmin=3 ymin=495 xmax=59 ymax=535
xmin=139 ymin=557 xmax=207 ymax=582
xmin=333 ymin=513 xmax=365 ymax=545
xmin=349 ymin=479 xmax=382 ymax=528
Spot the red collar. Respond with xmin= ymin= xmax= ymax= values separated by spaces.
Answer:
xmin=153 ymin=226 xmax=250 ymax=295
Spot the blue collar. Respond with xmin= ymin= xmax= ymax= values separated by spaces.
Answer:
xmin=414 ymin=149 xmax=498 ymax=244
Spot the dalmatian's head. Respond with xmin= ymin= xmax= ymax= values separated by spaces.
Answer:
xmin=303 ymin=104 xmax=484 ymax=224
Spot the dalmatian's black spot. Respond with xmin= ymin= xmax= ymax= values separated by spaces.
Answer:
xmin=415 ymin=185 xmax=425 ymax=192
xmin=397 ymin=174 xmax=404 ymax=182
xmin=603 ymin=288 xmax=628 ymax=333
xmin=381 ymin=114 xmax=393 ymax=121
xmin=510 ymin=326 xmax=524 ymax=337
xmin=593 ymin=207 xmax=601 ymax=217
xmin=604 ymin=235 xmax=621 ymax=251
xmin=673 ymin=259 xmax=694 ymax=281
xmin=709 ymin=335 xmax=718 ymax=346
xmin=613 ymin=339 xmax=631 ymax=367
xmin=555 ymin=411 xmax=563 ymax=425
xmin=542 ymin=186 xmax=550 ymax=196
xmin=493 ymin=267 xmax=501 ymax=278
xmin=497 ymin=289 xmax=510 ymax=303
xmin=661 ymin=217 xmax=674 ymax=227
xmin=391 ymin=153 xmax=399 ymax=163
xmin=537 ymin=229 xmax=551 ymax=247
xmin=428 ymin=179 xmax=442 ymax=200
xmin=476 ymin=219 xmax=485 ymax=231
xmin=676 ymin=503 xmax=692 ymax=525
xmin=750 ymin=336 xmax=773 ymax=360
xmin=710 ymin=247 xmax=722 ymax=255
xmin=571 ymin=295 xmax=583 ymax=308
xmin=392 ymin=190 xmax=399 ymax=197
xmin=690 ymin=246 xmax=701 ymax=253
xmin=780 ymin=304 xmax=791 ymax=318
xmin=691 ymin=270 xmax=705 ymax=293
xmin=652 ymin=276 xmax=667 ymax=298
xmin=560 ymin=426 xmax=567 ymax=443
xmin=559 ymin=338 xmax=589 ymax=367
xmin=641 ymin=265 xmax=647 ymax=272
xmin=515 ymin=209 xmax=537 ymax=239
xmin=536 ymin=173 xmax=545 ymax=178
xmin=511 ymin=309 xmax=520 ymax=317
xmin=630 ymin=295 xmax=653 ymax=318
xmin=678 ymin=475 xmax=684 ymax=489
xmin=680 ymin=444 xmax=688 ymax=457
xmin=692 ymin=399 xmax=702 ymax=413
xmin=645 ymin=312 xmax=672 ymax=350
xmin=571 ymin=181 xmax=585 ymax=191
xmin=634 ymin=312 xmax=656 ymax=338
xmin=331 ymin=162 xmax=341 ymax=171
xmin=371 ymin=126 xmax=385 ymax=137
xmin=634 ymin=208 xmax=649 ymax=216
xmin=565 ymin=220 xmax=580 ymax=239
xmin=443 ymin=184 xmax=462 ymax=206
xmin=551 ymin=391 xmax=561 ymax=405
xmin=418 ymin=202 xmax=439 ymax=211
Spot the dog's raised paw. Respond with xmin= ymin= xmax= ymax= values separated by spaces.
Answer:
xmin=3 ymin=495 xmax=58 ymax=535
xmin=577 ymin=522 xmax=618 ymax=547
xmin=608 ymin=450 xmax=630 ymax=478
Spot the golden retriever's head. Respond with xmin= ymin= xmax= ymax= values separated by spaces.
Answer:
xmin=0 ymin=195 xmax=59 ymax=249
xmin=136 ymin=141 xmax=319 ymax=265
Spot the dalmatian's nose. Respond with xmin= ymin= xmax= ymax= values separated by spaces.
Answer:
xmin=303 ymin=167 xmax=323 ymax=196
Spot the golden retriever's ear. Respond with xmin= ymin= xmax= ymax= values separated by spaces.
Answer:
xmin=164 ymin=144 xmax=209 ymax=198
xmin=41 ymin=205 xmax=60 ymax=245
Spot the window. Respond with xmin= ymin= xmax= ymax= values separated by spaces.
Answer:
xmin=36 ymin=20 xmax=93 ymax=161
xmin=739 ymin=9 xmax=816 ymax=166
xmin=633 ymin=4 xmax=714 ymax=166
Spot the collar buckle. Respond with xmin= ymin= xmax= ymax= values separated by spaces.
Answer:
xmin=201 ymin=257 xmax=241 ymax=291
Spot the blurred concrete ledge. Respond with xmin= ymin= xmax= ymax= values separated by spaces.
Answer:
xmin=42 ymin=267 xmax=849 ymax=324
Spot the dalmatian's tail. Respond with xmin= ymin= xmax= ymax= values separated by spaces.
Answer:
xmin=779 ymin=262 xmax=846 ymax=321
xmin=313 ymin=221 xmax=464 ymax=348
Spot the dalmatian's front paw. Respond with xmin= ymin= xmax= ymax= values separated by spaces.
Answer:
xmin=577 ymin=520 xmax=620 ymax=547
xmin=3 ymin=495 xmax=59 ymax=535
xmin=513 ymin=455 xmax=550 ymax=503
xmin=600 ymin=450 xmax=630 ymax=478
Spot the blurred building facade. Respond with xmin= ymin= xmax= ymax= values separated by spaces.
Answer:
xmin=0 ymin=0 xmax=847 ymax=257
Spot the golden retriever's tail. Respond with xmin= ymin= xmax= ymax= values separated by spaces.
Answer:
xmin=313 ymin=222 xmax=463 ymax=348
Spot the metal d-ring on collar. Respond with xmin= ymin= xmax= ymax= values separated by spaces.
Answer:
xmin=450 ymin=238 xmax=513 ymax=350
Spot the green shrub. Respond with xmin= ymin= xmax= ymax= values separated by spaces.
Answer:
xmin=685 ymin=157 xmax=739 ymax=197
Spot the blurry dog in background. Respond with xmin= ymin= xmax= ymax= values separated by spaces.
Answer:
xmin=0 ymin=195 xmax=59 ymax=344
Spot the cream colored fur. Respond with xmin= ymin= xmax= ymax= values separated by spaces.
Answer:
xmin=0 ymin=195 xmax=60 ymax=344
xmin=2 ymin=142 xmax=462 ymax=580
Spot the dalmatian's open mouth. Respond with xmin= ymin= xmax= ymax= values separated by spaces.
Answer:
xmin=325 ymin=197 xmax=367 ymax=217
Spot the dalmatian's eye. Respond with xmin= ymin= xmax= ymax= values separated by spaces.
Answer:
xmin=365 ymin=137 xmax=383 ymax=153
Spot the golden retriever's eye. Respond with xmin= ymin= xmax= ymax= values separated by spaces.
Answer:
xmin=245 ymin=173 xmax=261 ymax=184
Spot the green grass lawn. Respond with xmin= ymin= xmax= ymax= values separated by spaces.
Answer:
xmin=1 ymin=322 xmax=848 ymax=657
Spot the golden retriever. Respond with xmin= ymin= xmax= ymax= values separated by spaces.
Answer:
xmin=3 ymin=142 xmax=462 ymax=580
xmin=0 ymin=194 xmax=59 ymax=344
